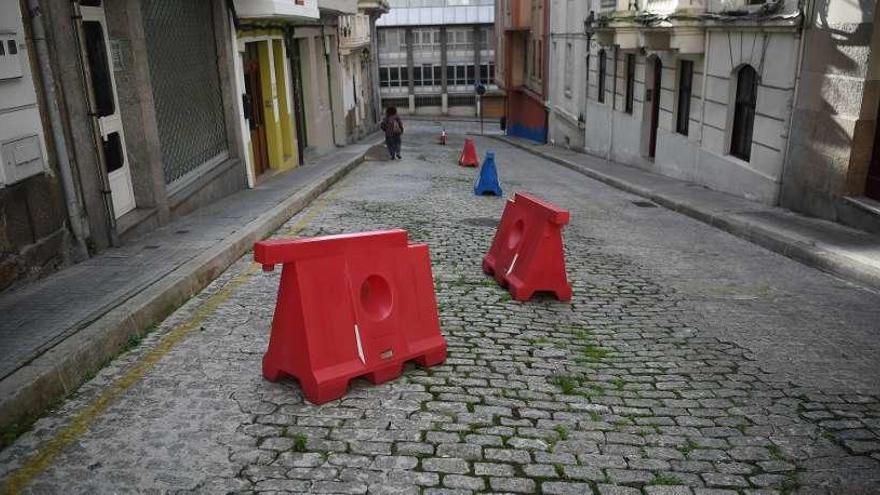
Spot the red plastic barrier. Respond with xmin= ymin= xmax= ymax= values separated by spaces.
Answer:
xmin=255 ymin=229 xmax=447 ymax=404
xmin=459 ymin=138 xmax=479 ymax=167
xmin=482 ymin=193 xmax=573 ymax=302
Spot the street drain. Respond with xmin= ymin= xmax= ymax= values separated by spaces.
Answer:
xmin=632 ymin=200 xmax=657 ymax=208
xmin=462 ymin=217 xmax=500 ymax=227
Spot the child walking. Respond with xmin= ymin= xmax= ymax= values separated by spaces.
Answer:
xmin=380 ymin=106 xmax=404 ymax=160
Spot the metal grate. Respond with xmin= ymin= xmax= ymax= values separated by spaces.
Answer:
xmin=448 ymin=94 xmax=476 ymax=107
xmin=415 ymin=95 xmax=442 ymax=108
xmin=141 ymin=0 xmax=228 ymax=185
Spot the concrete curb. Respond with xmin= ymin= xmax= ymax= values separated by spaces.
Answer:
xmin=491 ymin=135 xmax=880 ymax=293
xmin=0 ymin=144 xmax=376 ymax=433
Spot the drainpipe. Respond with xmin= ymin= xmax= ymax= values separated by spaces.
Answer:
xmin=70 ymin=0 xmax=119 ymax=246
xmin=777 ymin=0 xmax=811 ymax=206
xmin=320 ymin=20 xmax=339 ymax=147
xmin=699 ymin=28 xmax=709 ymax=149
xmin=25 ymin=0 xmax=89 ymax=258
xmin=607 ymin=45 xmax=617 ymax=161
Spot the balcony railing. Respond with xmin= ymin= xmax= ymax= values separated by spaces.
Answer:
xmin=318 ymin=0 xmax=358 ymax=14
xmin=340 ymin=14 xmax=371 ymax=50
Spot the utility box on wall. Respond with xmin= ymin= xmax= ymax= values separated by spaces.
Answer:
xmin=0 ymin=33 xmax=23 ymax=79
xmin=1 ymin=135 xmax=45 ymax=185
xmin=0 ymin=3 xmax=48 ymax=188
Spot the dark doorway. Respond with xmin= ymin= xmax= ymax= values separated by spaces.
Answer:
xmin=649 ymin=57 xmax=662 ymax=158
xmin=243 ymin=46 xmax=270 ymax=177
xmin=866 ymin=103 xmax=880 ymax=200
xmin=289 ymin=38 xmax=307 ymax=165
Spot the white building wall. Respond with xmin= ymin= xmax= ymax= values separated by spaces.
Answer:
xmin=548 ymin=0 xmax=589 ymax=149
xmin=0 ymin=0 xmax=48 ymax=189
xmin=577 ymin=0 xmax=800 ymax=205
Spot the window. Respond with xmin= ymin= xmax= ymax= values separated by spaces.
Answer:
xmin=389 ymin=67 xmax=400 ymax=87
xmin=537 ymin=40 xmax=543 ymax=80
xmin=466 ymin=65 xmax=475 ymax=85
xmin=624 ymin=53 xmax=635 ymax=114
xmin=421 ymin=64 xmax=435 ymax=86
xmin=730 ymin=65 xmax=757 ymax=161
xmin=379 ymin=67 xmax=389 ymax=87
xmin=82 ymin=21 xmax=115 ymax=117
xmin=676 ymin=60 xmax=693 ymax=135
xmin=564 ymin=43 xmax=573 ymax=94
xmin=598 ymin=49 xmax=606 ymax=104
xmin=585 ymin=54 xmax=590 ymax=99
xmin=413 ymin=66 xmax=423 ymax=86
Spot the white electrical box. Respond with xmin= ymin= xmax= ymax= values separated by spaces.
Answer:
xmin=0 ymin=33 xmax=23 ymax=80
xmin=1 ymin=135 xmax=45 ymax=184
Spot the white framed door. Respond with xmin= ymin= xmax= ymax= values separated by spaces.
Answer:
xmin=79 ymin=2 xmax=136 ymax=218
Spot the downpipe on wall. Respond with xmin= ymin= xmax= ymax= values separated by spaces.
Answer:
xmin=25 ymin=0 xmax=89 ymax=259
xmin=777 ymin=0 xmax=811 ymax=206
xmin=70 ymin=0 xmax=119 ymax=246
xmin=320 ymin=21 xmax=339 ymax=147
xmin=607 ymin=45 xmax=618 ymax=161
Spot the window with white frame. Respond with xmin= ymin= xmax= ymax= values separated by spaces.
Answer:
xmin=379 ymin=65 xmax=411 ymax=88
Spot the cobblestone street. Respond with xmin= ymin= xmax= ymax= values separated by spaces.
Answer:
xmin=1 ymin=122 xmax=879 ymax=494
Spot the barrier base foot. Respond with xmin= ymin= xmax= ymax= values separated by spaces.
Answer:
xmin=263 ymin=360 xmax=285 ymax=382
xmin=366 ymin=364 xmax=404 ymax=385
xmin=304 ymin=378 xmax=350 ymax=405
xmin=414 ymin=347 xmax=447 ymax=368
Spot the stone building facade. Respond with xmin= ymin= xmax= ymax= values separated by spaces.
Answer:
xmin=496 ymin=0 xmax=550 ymax=142
xmin=1 ymin=0 xmax=388 ymax=292
xmin=376 ymin=0 xmax=503 ymax=119
xmin=545 ymin=0 xmax=880 ymax=232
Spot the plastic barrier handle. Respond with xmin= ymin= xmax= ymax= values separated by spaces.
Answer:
xmin=254 ymin=240 xmax=299 ymax=269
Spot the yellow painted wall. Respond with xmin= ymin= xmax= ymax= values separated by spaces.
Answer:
xmin=273 ymin=39 xmax=297 ymax=169
xmin=239 ymin=29 xmax=300 ymax=175
xmin=258 ymin=41 xmax=283 ymax=170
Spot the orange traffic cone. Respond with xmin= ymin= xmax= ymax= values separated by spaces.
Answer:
xmin=459 ymin=138 xmax=479 ymax=167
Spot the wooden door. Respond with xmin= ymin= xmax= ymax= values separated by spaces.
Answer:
xmin=244 ymin=58 xmax=270 ymax=176
xmin=649 ymin=58 xmax=662 ymax=158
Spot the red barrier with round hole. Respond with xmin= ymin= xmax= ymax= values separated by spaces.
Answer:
xmin=255 ymin=229 xmax=447 ymax=404
xmin=459 ymin=138 xmax=479 ymax=167
xmin=482 ymin=192 xmax=573 ymax=302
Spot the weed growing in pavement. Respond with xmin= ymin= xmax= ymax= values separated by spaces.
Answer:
xmin=554 ymin=425 xmax=569 ymax=441
xmin=611 ymin=377 xmax=626 ymax=390
xmin=768 ymin=443 xmax=785 ymax=460
xmin=587 ymin=410 xmax=602 ymax=422
xmin=576 ymin=345 xmax=611 ymax=362
xmin=550 ymin=375 xmax=580 ymax=395
xmin=292 ymin=433 xmax=308 ymax=452
xmin=677 ymin=438 xmax=700 ymax=455
xmin=650 ymin=473 xmax=683 ymax=485
xmin=554 ymin=463 xmax=566 ymax=478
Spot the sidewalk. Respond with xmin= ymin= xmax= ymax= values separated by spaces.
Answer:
xmin=494 ymin=135 xmax=880 ymax=292
xmin=0 ymin=136 xmax=382 ymax=433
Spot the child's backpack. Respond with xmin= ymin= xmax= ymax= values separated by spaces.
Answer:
xmin=389 ymin=117 xmax=403 ymax=136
